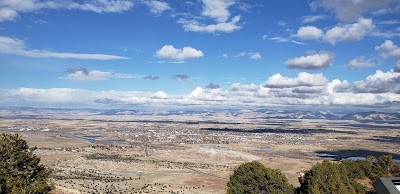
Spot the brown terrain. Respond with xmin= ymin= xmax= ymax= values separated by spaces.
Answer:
xmin=0 ymin=110 xmax=399 ymax=193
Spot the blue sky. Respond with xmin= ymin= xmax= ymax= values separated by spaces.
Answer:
xmin=0 ymin=0 xmax=399 ymax=110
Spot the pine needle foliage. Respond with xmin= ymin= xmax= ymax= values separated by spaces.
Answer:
xmin=227 ymin=161 xmax=295 ymax=194
xmin=0 ymin=133 xmax=53 ymax=194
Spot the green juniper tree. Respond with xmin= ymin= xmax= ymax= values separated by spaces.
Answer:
xmin=229 ymin=155 xmax=400 ymax=194
xmin=0 ymin=133 xmax=53 ymax=194
xmin=297 ymin=160 xmax=356 ymax=194
xmin=227 ymin=161 xmax=294 ymax=194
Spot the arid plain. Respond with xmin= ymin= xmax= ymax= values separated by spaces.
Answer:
xmin=0 ymin=108 xmax=399 ymax=194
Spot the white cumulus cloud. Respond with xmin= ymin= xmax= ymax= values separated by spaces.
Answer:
xmin=346 ymin=56 xmax=376 ymax=69
xmin=324 ymin=18 xmax=375 ymax=45
xmin=153 ymin=91 xmax=168 ymax=99
xmin=296 ymin=26 xmax=323 ymax=40
xmin=262 ymin=72 xmax=328 ymax=88
xmin=189 ymin=87 xmax=226 ymax=102
xmin=375 ymin=40 xmax=400 ymax=58
xmin=0 ymin=7 xmax=18 ymax=22
xmin=334 ymin=70 xmax=400 ymax=94
xmin=178 ymin=0 xmax=241 ymax=33
xmin=285 ymin=51 xmax=334 ymax=70
xmin=1 ymin=70 xmax=400 ymax=108
xmin=155 ymin=45 xmax=204 ymax=60
xmin=201 ymin=0 xmax=235 ymax=22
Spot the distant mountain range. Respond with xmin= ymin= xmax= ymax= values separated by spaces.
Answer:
xmin=341 ymin=111 xmax=400 ymax=123
xmin=0 ymin=107 xmax=399 ymax=124
xmin=237 ymin=110 xmax=400 ymax=123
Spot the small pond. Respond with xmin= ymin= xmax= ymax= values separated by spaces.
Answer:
xmin=63 ymin=133 xmax=126 ymax=144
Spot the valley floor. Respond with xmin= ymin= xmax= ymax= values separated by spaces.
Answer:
xmin=0 ymin=114 xmax=399 ymax=193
